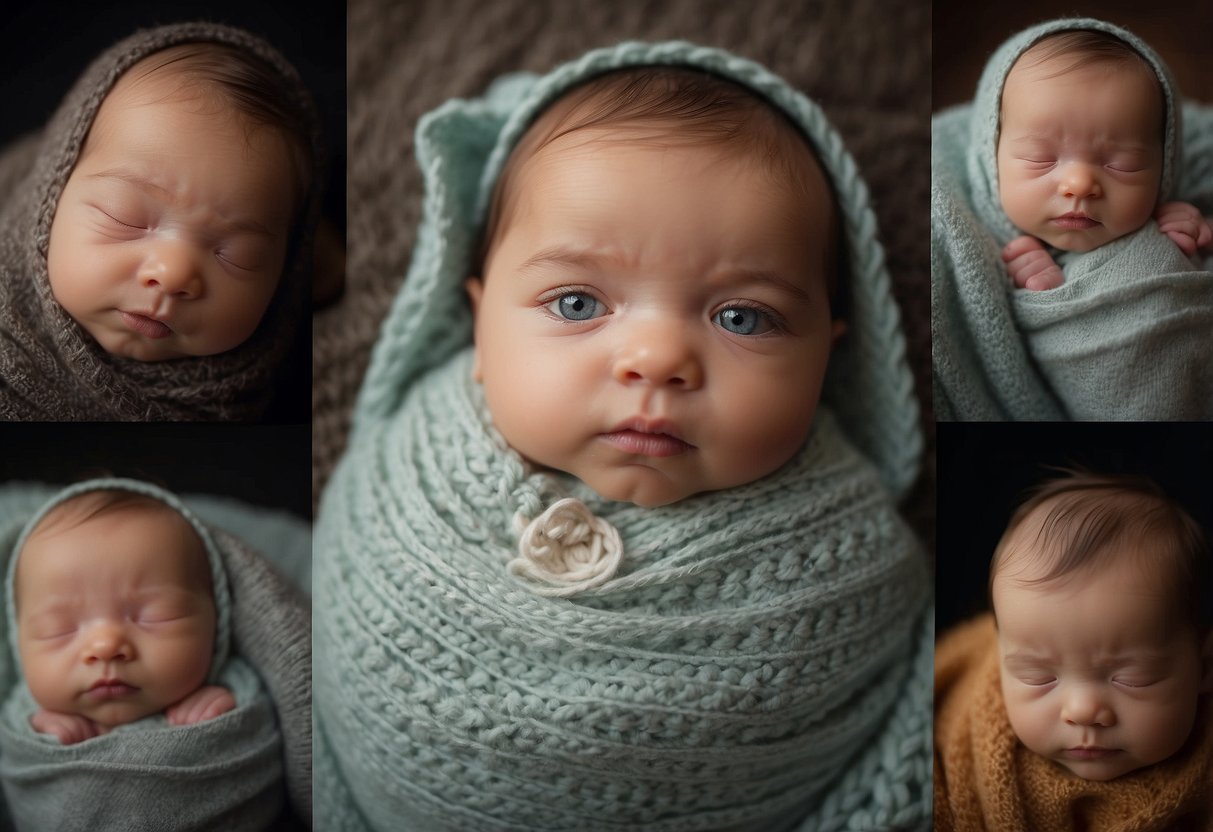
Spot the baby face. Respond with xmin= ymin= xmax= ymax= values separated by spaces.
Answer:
xmin=47 ymin=62 xmax=295 ymax=361
xmin=14 ymin=501 xmax=216 ymax=728
xmin=996 ymin=54 xmax=1163 ymax=253
xmin=468 ymin=129 xmax=841 ymax=507
xmin=993 ymin=550 xmax=1210 ymax=781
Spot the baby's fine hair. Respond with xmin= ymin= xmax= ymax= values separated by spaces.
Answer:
xmin=989 ymin=469 xmax=1210 ymax=633
xmin=131 ymin=42 xmax=314 ymax=209
xmin=1019 ymin=30 xmax=1159 ymax=90
xmin=479 ymin=66 xmax=845 ymax=315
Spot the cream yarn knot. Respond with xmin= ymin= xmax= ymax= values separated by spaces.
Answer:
xmin=508 ymin=498 xmax=623 ymax=597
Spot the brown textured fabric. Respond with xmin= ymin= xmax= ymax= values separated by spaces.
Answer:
xmin=323 ymin=0 xmax=933 ymax=531
xmin=935 ymin=614 xmax=1213 ymax=832
xmin=0 ymin=22 xmax=319 ymax=421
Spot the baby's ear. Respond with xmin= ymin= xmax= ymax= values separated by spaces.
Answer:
xmin=465 ymin=277 xmax=484 ymax=382
xmin=829 ymin=318 xmax=847 ymax=347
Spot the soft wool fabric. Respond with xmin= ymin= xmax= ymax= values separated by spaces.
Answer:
xmin=317 ymin=350 xmax=932 ymax=832
xmin=0 ymin=480 xmax=313 ymax=829
xmin=0 ymin=22 xmax=320 ymax=421
xmin=931 ymin=17 xmax=1213 ymax=421
xmin=934 ymin=615 xmax=1213 ymax=832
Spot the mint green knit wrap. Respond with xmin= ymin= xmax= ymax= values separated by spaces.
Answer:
xmin=316 ymin=39 xmax=931 ymax=831
xmin=316 ymin=352 xmax=933 ymax=831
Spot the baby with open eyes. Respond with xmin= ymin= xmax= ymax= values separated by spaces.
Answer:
xmin=314 ymin=48 xmax=932 ymax=830
xmin=0 ymin=23 xmax=317 ymax=420
xmin=11 ymin=490 xmax=233 ymax=744
xmin=997 ymin=29 xmax=1212 ymax=290
xmin=935 ymin=471 xmax=1213 ymax=830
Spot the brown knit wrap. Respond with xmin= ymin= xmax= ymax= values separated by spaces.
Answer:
xmin=0 ymin=22 xmax=320 ymax=421
xmin=935 ymin=614 xmax=1213 ymax=832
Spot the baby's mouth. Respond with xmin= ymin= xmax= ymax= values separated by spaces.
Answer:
xmin=1051 ymin=212 xmax=1100 ymax=231
xmin=120 ymin=310 xmax=173 ymax=339
xmin=86 ymin=679 xmax=140 ymax=700
xmin=1062 ymin=746 xmax=1120 ymax=760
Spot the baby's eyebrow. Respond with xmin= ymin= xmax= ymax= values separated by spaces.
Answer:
xmin=86 ymin=167 xmax=277 ymax=238
xmin=516 ymin=245 xmax=622 ymax=274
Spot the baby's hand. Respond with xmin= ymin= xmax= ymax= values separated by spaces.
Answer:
xmin=1002 ymin=235 xmax=1064 ymax=290
xmin=165 ymin=685 xmax=237 ymax=726
xmin=1156 ymin=201 xmax=1213 ymax=256
xmin=30 ymin=709 xmax=100 ymax=745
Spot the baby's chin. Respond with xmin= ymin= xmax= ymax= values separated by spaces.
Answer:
xmin=89 ymin=329 xmax=224 ymax=362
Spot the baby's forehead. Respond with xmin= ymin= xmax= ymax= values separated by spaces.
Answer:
xmin=16 ymin=494 xmax=207 ymax=587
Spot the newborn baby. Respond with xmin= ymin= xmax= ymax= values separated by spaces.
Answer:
xmin=13 ymin=489 xmax=234 ymax=744
xmin=997 ymin=29 xmax=1212 ymax=290
xmin=0 ymin=22 xmax=319 ymax=420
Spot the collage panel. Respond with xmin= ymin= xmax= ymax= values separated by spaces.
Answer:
xmin=0 ymin=422 xmax=312 ymax=830
xmin=936 ymin=422 xmax=1213 ymax=828
xmin=0 ymin=0 xmax=345 ymax=423
xmin=315 ymin=0 xmax=933 ymax=829
xmin=932 ymin=1 xmax=1213 ymax=421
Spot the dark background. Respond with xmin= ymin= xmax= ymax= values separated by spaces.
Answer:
xmin=933 ymin=0 xmax=1213 ymax=111
xmin=937 ymin=422 xmax=1213 ymax=635
xmin=0 ymin=423 xmax=311 ymax=519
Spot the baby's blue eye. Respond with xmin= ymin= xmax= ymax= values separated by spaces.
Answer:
xmin=714 ymin=306 xmax=768 ymax=335
xmin=548 ymin=293 xmax=602 ymax=321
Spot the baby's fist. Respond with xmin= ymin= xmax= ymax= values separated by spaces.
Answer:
xmin=31 ymin=709 xmax=100 ymax=745
xmin=1156 ymin=201 xmax=1213 ymax=256
xmin=165 ymin=685 xmax=237 ymax=726
xmin=1002 ymin=235 xmax=1063 ymax=291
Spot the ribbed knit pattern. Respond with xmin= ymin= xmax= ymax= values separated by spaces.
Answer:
xmin=315 ymin=350 xmax=933 ymax=831
xmin=0 ymin=22 xmax=320 ymax=421
xmin=932 ymin=17 xmax=1213 ymax=421
xmin=935 ymin=615 xmax=1213 ymax=831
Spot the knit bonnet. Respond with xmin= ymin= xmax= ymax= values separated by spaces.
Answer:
xmin=966 ymin=17 xmax=1183 ymax=245
xmin=4 ymin=478 xmax=232 ymax=688
xmin=354 ymin=40 xmax=921 ymax=499
xmin=0 ymin=22 xmax=321 ymax=420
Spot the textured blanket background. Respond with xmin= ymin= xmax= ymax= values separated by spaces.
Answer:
xmin=322 ymin=0 xmax=933 ymax=538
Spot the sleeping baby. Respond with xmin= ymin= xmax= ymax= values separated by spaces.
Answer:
xmin=932 ymin=17 xmax=1213 ymax=421
xmin=0 ymin=22 xmax=318 ymax=421
xmin=12 ymin=489 xmax=234 ymax=744
xmin=315 ymin=42 xmax=932 ymax=832
xmin=0 ymin=479 xmax=287 ymax=831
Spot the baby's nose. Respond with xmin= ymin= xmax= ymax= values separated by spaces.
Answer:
xmin=1059 ymin=164 xmax=1102 ymax=200
xmin=612 ymin=319 xmax=704 ymax=390
xmin=138 ymin=239 xmax=203 ymax=299
xmin=83 ymin=623 xmax=134 ymax=663
xmin=1061 ymin=685 xmax=1115 ymax=728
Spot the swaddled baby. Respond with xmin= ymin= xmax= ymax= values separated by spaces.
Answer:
xmin=0 ymin=480 xmax=286 ymax=832
xmin=316 ymin=41 xmax=932 ymax=832
xmin=0 ymin=23 xmax=319 ymax=421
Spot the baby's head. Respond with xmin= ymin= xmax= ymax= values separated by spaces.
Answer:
xmin=12 ymin=490 xmax=217 ymax=729
xmin=996 ymin=30 xmax=1165 ymax=252
xmin=989 ymin=471 xmax=1213 ymax=781
xmin=466 ymin=67 xmax=846 ymax=507
xmin=47 ymin=41 xmax=314 ymax=361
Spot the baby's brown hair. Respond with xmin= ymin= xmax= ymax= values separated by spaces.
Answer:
xmin=989 ymin=470 xmax=1210 ymax=634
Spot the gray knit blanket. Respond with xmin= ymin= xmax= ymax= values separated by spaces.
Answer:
xmin=0 ymin=23 xmax=319 ymax=421
xmin=315 ymin=350 xmax=933 ymax=831
xmin=0 ymin=481 xmax=312 ymax=830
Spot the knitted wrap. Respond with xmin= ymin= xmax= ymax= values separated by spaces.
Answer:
xmin=0 ymin=479 xmax=292 ymax=832
xmin=966 ymin=17 xmax=1183 ymax=246
xmin=934 ymin=615 xmax=1213 ymax=831
xmin=315 ymin=350 xmax=933 ymax=831
xmin=354 ymin=39 xmax=921 ymax=500
xmin=0 ymin=22 xmax=321 ymax=421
